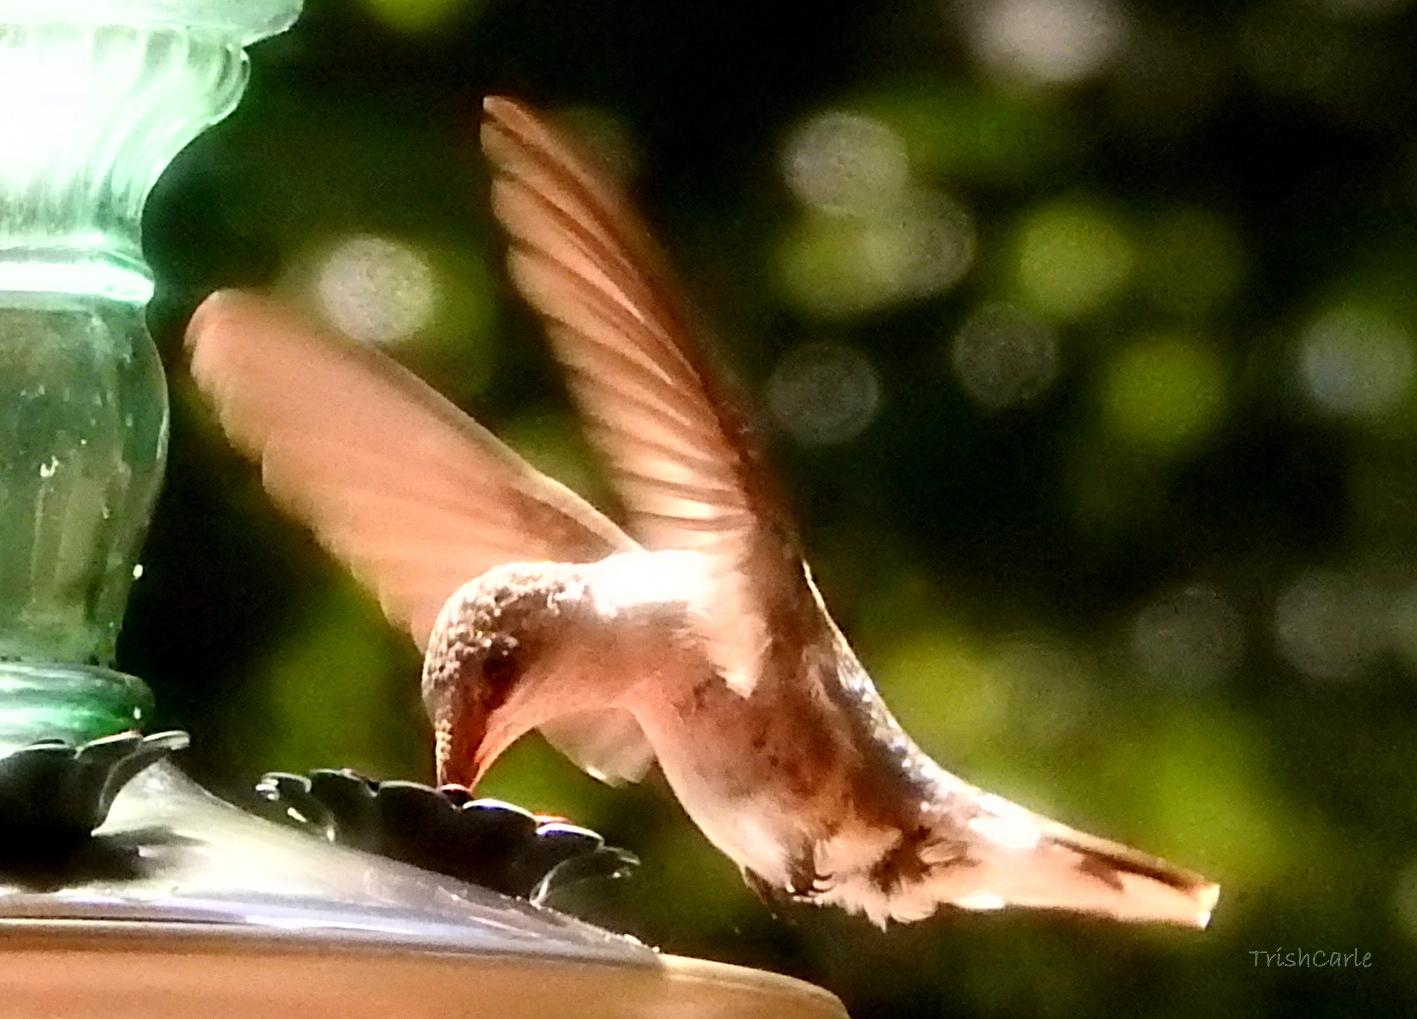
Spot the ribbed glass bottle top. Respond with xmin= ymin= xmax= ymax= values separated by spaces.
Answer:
xmin=0 ymin=22 xmax=251 ymax=303
xmin=0 ymin=1 xmax=300 ymax=43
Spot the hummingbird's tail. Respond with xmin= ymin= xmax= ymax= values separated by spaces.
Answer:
xmin=816 ymin=787 xmax=1218 ymax=929
xmin=971 ymin=817 xmax=1221 ymax=929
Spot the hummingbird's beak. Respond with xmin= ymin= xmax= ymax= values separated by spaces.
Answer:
xmin=437 ymin=734 xmax=486 ymax=790
xmin=430 ymin=681 xmax=493 ymax=790
xmin=433 ymin=688 xmax=528 ymax=792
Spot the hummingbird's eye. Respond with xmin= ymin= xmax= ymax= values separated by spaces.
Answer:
xmin=479 ymin=642 xmax=520 ymax=708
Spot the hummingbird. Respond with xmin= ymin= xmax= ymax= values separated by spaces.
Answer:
xmin=185 ymin=96 xmax=1220 ymax=929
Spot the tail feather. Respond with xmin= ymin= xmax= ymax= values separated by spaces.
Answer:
xmin=813 ymin=794 xmax=1219 ymax=928
xmin=939 ymin=785 xmax=1219 ymax=929
xmin=977 ymin=822 xmax=1220 ymax=928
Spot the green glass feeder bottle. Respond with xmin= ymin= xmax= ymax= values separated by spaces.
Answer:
xmin=0 ymin=0 xmax=303 ymax=749
xmin=0 ymin=2 xmax=845 ymax=1015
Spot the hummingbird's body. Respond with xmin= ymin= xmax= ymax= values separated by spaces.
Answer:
xmin=186 ymin=97 xmax=1220 ymax=928
xmin=420 ymin=550 xmax=1213 ymax=927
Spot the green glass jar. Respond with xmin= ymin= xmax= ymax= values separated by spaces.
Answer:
xmin=0 ymin=0 xmax=299 ymax=749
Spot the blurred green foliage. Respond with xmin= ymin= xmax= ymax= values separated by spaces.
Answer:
xmin=124 ymin=0 xmax=1417 ymax=1014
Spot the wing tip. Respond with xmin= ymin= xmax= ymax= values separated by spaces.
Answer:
xmin=479 ymin=95 xmax=518 ymax=160
xmin=185 ymin=287 xmax=256 ymax=354
xmin=482 ymin=94 xmax=533 ymax=138
xmin=1190 ymin=880 xmax=1222 ymax=930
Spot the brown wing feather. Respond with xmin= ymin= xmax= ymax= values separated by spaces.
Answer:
xmin=480 ymin=96 xmax=809 ymax=694
xmin=185 ymin=289 xmax=636 ymax=649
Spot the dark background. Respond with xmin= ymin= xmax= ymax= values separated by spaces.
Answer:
xmin=127 ymin=0 xmax=1417 ymax=1014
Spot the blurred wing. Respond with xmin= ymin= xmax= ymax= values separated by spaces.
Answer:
xmin=481 ymin=96 xmax=808 ymax=695
xmin=187 ymin=292 xmax=659 ymax=785
xmin=185 ymin=289 xmax=636 ymax=648
xmin=539 ymin=709 xmax=657 ymax=786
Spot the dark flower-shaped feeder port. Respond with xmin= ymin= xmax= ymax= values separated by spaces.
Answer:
xmin=255 ymin=768 xmax=638 ymax=904
xmin=0 ymin=730 xmax=189 ymax=854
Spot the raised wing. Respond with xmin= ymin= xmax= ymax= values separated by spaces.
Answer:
xmin=481 ymin=96 xmax=810 ymax=695
xmin=186 ymin=291 xmax=636 ymax=647
xmin=186 ymin=292 xmax=658 ymax=784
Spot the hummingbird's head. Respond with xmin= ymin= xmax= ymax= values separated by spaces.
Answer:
xmin=421 ymin=558 xmax=680 ymax=791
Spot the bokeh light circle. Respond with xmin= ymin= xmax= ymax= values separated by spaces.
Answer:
xmin=1298 ymin=306 xmax=1415 ymax=419
xmin=767 ymin=341 xmax=882 ymax=445
xmin=1101 ymin=332 xmax=1228 ymax=453
xmin=1132 ymin=583 xmax=1244 ymax=689
xmin=1013 ymin=200 xmax=1133 ymax=319
xmin=315 ymin=234 xmax=437 ymax=346
xmin=950 ymin=302 xmax=1059 ymax=410
xmin=783 ymin=111 xmax=910 ymax=216
xmin=1274 ymin=568 xmax=1384 ymax=682
xmin=776 ymin=188 xmax=976 ymax=318
xmin=965 ymin=0 xmax=1130 ymax=86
